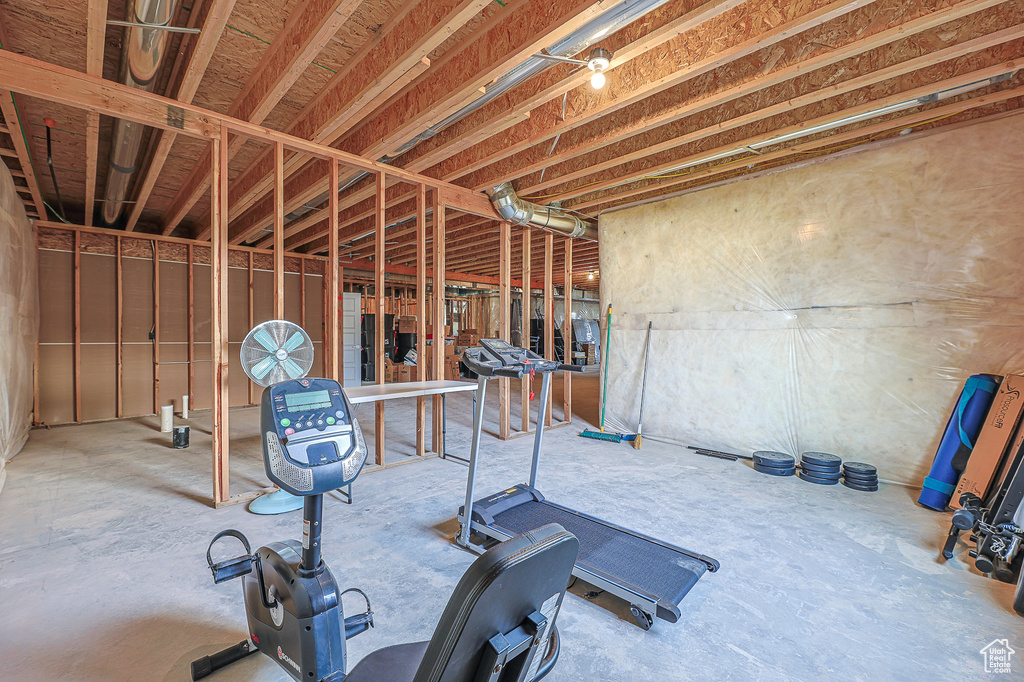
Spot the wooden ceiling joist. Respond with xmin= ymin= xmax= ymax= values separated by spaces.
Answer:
xmin=535 ymin=32 xmax=1024 ymax=204
xmin=161 ymin=0 xmax=367 ymax=236
xmin=82 ymin=0 xmax=108 ymax=227
xmin=123 ymin=0 xmax=238 ymax=232
xmin=206 ymin=0 xmax=493 ymax=244
xmin=575 ymin=83 xmax=1024 ymax=213
xmin=430 ymin=0 xmax=871 ymax=185
xmin=503 ymin=0 xmax=1015 ymax=199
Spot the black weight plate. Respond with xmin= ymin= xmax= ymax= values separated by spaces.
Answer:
xmin=800 ymin=461 xmax=841 ymax=475
xmin=842 ymin=470 xmax=878 ymax=483
xmin=798 ymin=468 xmax=840 ymax=481
xmin=753 ymin=451 xmax=795 ymax=468
xmin=798 ymin=471 xmax=840 ymax=485
xmin=843 ymin=462 xmax=877 ymax=476
xmin=754 ymin=463 xmax=796 ymax=477
xmin=843 ymin=479 xmax=878 ymax=492
xmin=801 ymin=451 xmax=842 ymax=467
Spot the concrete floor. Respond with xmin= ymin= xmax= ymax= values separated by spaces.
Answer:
xmin=1 ymin=372 xmax=1021 ymax=681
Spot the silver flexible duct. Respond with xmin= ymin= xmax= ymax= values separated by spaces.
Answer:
xmin=490 ymin=182 xmax=597 ymax=240
xmin=101 ymin=0 xmax=180 ymax=225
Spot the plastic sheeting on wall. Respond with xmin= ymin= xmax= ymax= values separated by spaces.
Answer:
xmin=0 ymin=164 xmax=39 ymax=495
xmin=599 ymin=114 xmax=1024 ymax=485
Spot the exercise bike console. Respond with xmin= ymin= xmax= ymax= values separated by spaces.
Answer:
xmin=262 ymin=377 xmax=367 ymax=494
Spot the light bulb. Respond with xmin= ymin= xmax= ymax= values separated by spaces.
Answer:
xmin=590 ymin=71 xmax=605 ymax=89
xmin=588 ymin=272 xmax=594 ymax=280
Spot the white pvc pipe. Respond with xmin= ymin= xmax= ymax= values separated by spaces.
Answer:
xmin=160 ymin=405 xmax=173 ymax=433
xmin=181 ymin=395 xmax=189 ymax=419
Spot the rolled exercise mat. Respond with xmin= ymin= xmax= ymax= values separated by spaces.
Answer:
xmin=918 ymin=374 xmax=999 ymax=511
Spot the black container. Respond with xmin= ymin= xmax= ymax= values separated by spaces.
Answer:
xmin=172 ymin=426 xmax=190 ymax=449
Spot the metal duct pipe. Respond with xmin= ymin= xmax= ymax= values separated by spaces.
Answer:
xmin=490 ymin=182 xmax=597 ymax=240
xmin=101 ymin=0 xmax=180 ymax=225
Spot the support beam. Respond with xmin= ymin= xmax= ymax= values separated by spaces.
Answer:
xmin=375 ymin=172 xmax=386 ymax=466
xmin=327 ymin=158 xmax=340 ymax=381
xmin=274 ymin=141 xmax=285 ymax=318
xmin=188 ymin=243 xmax=195 ymax=409
xmin=160 ymin=0 xmax=366 ymax=234
xmin=83 ymin=0 xmax=109 ymax=226
xmin=247 ymin=251 xmax=254 ymax=405
xmin=74 ymin=231 xmax=81 ymax=422
xmin=211 ymin=127 xmax=230 ymax=506
xmin=124 ymin=0 xmax=238 ymax=231
xmin=543 ymin=233 xmax=553 ymax=427
xmin=153 ymin=241 xmax=160 ymax=415
xmin=499 ymin=220 xmax=511 ymax=439
xmin=520 ymin=229 xmax=531 ymax=432
xmin=563 ymin=238 xmax=572 ymax=424
xmin=116 ymin=236 xmax=123 ymax=418
xmin=432 ymin=190 xmax=446 ymax=452
xmin=416 ymin=183 xmax=427 ymax=456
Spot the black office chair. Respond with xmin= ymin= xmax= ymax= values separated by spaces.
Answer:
xmin=346 ymin=523 xmax=579 ymax=682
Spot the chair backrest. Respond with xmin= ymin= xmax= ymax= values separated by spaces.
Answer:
xmin=413 ymin=523 xmax=579 ymax=682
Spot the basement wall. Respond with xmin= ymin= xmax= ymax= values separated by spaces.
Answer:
xmin=35 ymin=229 xmax=325 ymax=425
xmin=599 ymin=112 xmax=1024 ymax=485
xmin=0 ymin=165 xmax=38 ymax=495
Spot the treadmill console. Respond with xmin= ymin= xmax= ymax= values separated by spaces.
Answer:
xmin=259 ymin=378 xmax=367 ymax=495
xmin=462 ymin=338 xmax=561 ymax=376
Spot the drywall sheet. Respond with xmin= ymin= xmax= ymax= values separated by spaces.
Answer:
xmin=0 ymin=165 xmax=38 ymax=495
xmin=599 ymin=114 xmax=1024 ymax=485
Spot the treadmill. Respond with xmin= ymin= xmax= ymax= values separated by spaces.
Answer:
xmin=457 ymin=339 xmax=719 ymax=630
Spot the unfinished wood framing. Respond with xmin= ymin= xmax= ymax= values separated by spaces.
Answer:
xmin=211 ymin=128 xmax=230 ymax=506
xmin=74 ymin=231 xmax=81 ymax=422
xmin=520 ymin=229 xmax=531 ymax=432
xmin=327 ymin=158 xmax=340 ymax=381
xmin=499 ymin=220 xmax=511 ymax=440
xmin=563 ymin=237 xmax=572 ymax=424
xmin=274 ymin=141 xmax=286 ymax=318
xmin=187 ymin=243 xmax=194 ymax=409
xmin=82 ymin=0 xmax=107 ymax=226
xmin=152 ymin=240 xmax=160 ymax=415
xmin=543 ymin=232 xmax=553 ymax=427
xmin=247 ymin=251 xmax=255 ymax=406
xmin=432 ymin=190 xmax=446 ymax=452
xmin=416 ymin=183 xmax=427 ymax=457
xmin=116 ymin=235 xmax=123 ymax=418
xmin=375 ymin=171 xmax=386 ymax=466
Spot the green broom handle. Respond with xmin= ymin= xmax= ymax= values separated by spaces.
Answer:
xmin=600 ymin=303 xmax=612 ymax=432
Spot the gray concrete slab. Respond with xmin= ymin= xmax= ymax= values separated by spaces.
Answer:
xmin=0 ymin=375 xmax=1021 ymax=681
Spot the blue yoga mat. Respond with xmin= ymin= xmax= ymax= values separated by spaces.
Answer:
xmin=919 ymin=374 xmax=999 ymax=511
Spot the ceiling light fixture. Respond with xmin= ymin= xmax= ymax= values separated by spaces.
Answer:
xmin=532 ymin=47 xmax=613 ymax=90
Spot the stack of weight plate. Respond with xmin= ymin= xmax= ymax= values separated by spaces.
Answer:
xmin=798 ymin=452 xmax=842 ymax=485
xmin=752 ymin=451 xmax=796 ymax=477
xmin=842 ymin=462 xmax=878 ymax=492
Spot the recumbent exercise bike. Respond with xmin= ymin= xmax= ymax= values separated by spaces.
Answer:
xmin=191 ymin=321 xmax=579 ymax=681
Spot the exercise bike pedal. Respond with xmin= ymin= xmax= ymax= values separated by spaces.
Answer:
xmin=206 ymin=529 xmax=255 ymax=584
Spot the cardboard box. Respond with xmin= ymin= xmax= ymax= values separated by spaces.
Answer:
xmin=457 ymin=333 xmax=479 ymax=347
xmin=397 ymin=316 xmax=416 ymax=334
xmin=397 ymin=365 xmax=418 ymax=383
xmin=951 ymin=374 xmax=1024 ymax=508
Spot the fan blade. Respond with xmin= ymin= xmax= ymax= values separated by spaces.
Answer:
xmin=253 ymin=329 xmax=279 ymax=352
xmin=281 ymin=357 xmax=305 ymax=379
xmin=282 ymin=331 xmax=305 ymax=352
xmin=250 ymin=355 xmax=277 ymax=381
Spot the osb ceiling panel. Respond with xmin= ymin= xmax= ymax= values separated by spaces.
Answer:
xmin=2 ymin=0 xmax=1023 ymax=284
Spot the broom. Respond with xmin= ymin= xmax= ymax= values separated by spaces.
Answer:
xmin=633 ymin=321 xmax=652 ymax=450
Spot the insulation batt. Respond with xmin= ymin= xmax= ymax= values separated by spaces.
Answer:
xmin=598 ymin=113 xmax=1024 ymax=485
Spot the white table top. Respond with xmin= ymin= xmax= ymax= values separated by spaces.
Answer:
xmin=345 ymin=380 xmax=477 ymax=404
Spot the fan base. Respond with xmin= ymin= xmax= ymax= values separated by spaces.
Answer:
xmin=248 ymin=488 xmax=304 ymax=515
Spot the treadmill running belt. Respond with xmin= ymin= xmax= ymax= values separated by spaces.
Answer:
xmin=491 ymin=501 xmax=706 ymax=609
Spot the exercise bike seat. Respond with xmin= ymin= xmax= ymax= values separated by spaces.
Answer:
xmin=346 ymin=523 xmax=579 ymax=682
